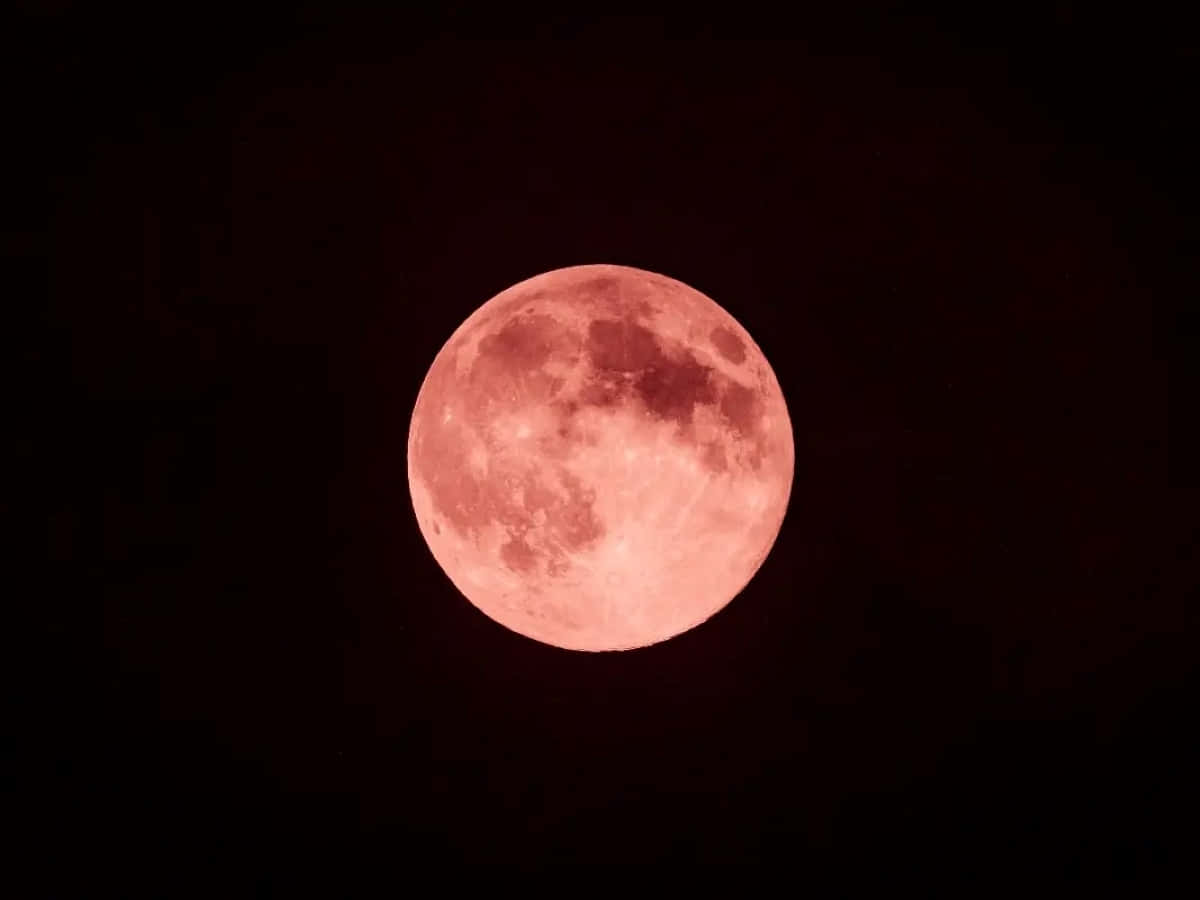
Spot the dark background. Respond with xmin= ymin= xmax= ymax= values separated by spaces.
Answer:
xmin=21 ymin=3 xmax=1192 ymax=878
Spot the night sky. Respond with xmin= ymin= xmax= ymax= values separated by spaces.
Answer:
xmin=26 ymin=5 xmax=1191 ymax=879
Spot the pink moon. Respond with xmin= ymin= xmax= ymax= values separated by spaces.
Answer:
xmin=407 ymin=264 xmax=794 ymax=651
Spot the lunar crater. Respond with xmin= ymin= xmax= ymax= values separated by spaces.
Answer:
xmin=710 ymin=325 xmax=747 ymax=364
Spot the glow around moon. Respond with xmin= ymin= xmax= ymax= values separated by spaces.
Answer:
xmin=407 ymin=264 xmax=794 ymax=651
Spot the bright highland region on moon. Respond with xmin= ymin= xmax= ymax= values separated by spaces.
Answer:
xmin=407 ymin=264 xmax=794 ymax=651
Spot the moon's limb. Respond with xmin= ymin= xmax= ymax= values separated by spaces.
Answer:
xmin=407 ymin=264 xmax=793 ymax=651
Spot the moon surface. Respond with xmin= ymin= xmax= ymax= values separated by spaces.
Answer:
xmin=407 ymin=264 xmax=794 ymax=651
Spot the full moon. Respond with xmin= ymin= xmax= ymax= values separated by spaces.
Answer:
xmin=407 ymin=264 xmax=794 ymax=651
